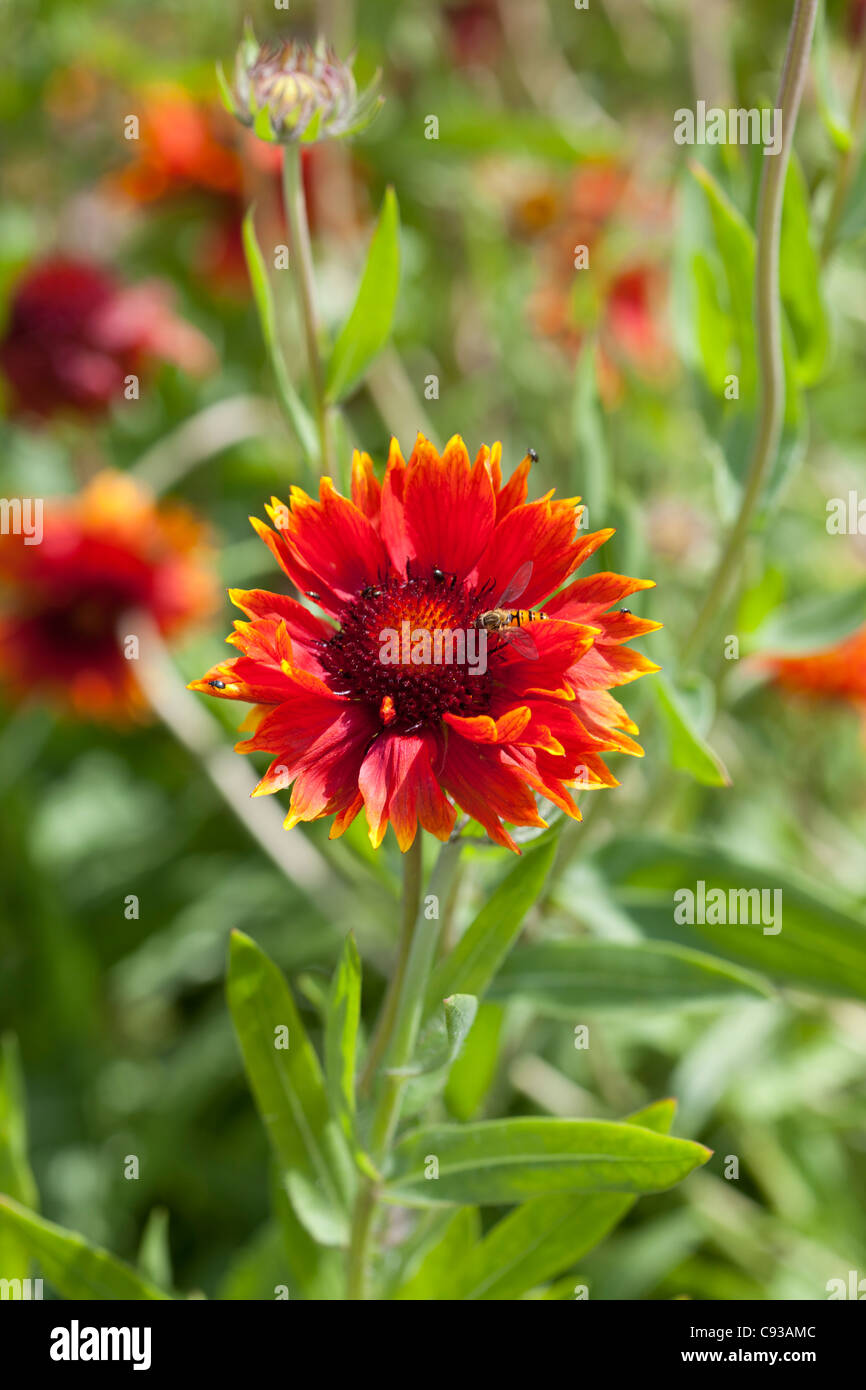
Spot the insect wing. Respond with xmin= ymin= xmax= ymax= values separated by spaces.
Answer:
xmin=495 ymin=560 xmax=533 ymax=608
xmin=499 ymin=623 xmax=539 ymax=660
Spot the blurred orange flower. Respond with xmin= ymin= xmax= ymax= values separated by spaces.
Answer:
xmin=0 ymin=256 xmax=214 ymax=420
xmin=0 ymin=472 xmax=216 ymax=721
xmin=111 ymin=87 xmax=331 ymax=283
xmin=763 ymin=625 xmax=866 ymax=721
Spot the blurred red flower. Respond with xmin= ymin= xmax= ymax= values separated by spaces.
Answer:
xmin=0 ymin=257 xmax=214 ymax=421
xmin=191 ymin=436 xmax=659 ymax=851
xmin=0 ymin=472 xmax=216 ymax=721
xmin=528 ymin=163 xmax=673 ymax=402
xmin=444 ymin=0 xmax=503 ymax=66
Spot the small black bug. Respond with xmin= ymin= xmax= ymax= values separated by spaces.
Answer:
xmin=209 ymin=679 xmax=226 ymax=690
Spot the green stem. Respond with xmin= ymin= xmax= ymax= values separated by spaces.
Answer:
xmin=359 ymin=834 xmax=424 ymax=1097
xmin=282 ymin=144 xmax=335 ymax=476
xmin=821 ymin=16 xmax=866 ymax=263
xmin=346 ymin=835 xmax=462 ymax=1299
xmin=681 ymin=0 xmax=818 ymax=665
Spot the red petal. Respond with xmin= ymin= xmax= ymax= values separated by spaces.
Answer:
xmin=358 ymin=729 xmax=456 ymax=849
xmin=545 ymin=571 xmax=655 ymax=621
xmin=441 ymin=734 xmax=545 ymax=852
xmin=401 ymin=434 xmax=496 ymax=580
xmin=275 ymin=478 xmax=389 ymax=604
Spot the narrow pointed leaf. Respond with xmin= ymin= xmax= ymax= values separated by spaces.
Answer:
xmin=0 ymin=1197 xmax=171 ymax=1300
xmin=383 ymin=1117 xmax=710 ymax=1207
xmin=227 ymin=931 xmax=344 ymax=1211
xmin=242 ymin=207 xmax=318 ymax=461
xmin=452 ymin=1100 xmax=678 ymax=1300
xmin=325 ymin=932 xmax=362 ymax=1147
xmin=0 ymin=1034 xmax=38 ymax=1279
xmin=325 ymin=188 xmax=400 ymax=402
xmin=488 ymin=939 xmax=772 ymax=1013
xmin=426 ymin=837 xmax=557 ymax=1011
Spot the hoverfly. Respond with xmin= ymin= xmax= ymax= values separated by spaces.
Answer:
xmin=476 ymin=560 xmax=547 ymax=660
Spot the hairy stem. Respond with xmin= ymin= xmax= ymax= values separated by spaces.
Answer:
xmin=681 ymin=0 xmax=818 ymax=664
xmin=282 ymin=144 xmax=335 ymax=476
xmin=359 ymin=835 xmax=424 ymax=1096
xmin=347 ymin=835 xmax=463 ymax=1298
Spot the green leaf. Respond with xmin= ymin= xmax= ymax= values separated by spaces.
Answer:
xmin=269 ymin=1160 xmax=343 ymax=1300
xmin=780 ymin=158 xmax=828 ymax=386
xmin=597 ymin=834 xmax=866 ymax=1000
xmin=451 ymin=1100 xmax=678 ymax=1300
xmin=394 ymin=1207 xmax=481 ymax=1300
xmin=324 ymin=933 xmax=362 ymax=1148
xmin=284 ymin=1172 xmax=350 ymax=1248
xmin=0 ymin=1034 xmax=38 ymax=1279
xmin=383 ymin=1118 xmax=710 ymax=1207
xmin=226 ymin=930 xmax=345 ymax=1210
xmin=813 ymin=0 xmax=852 ymax=153
xmin=444 ymin=1002 xmax=504 ymax=1121
xmin=0 ymin=1197 xmax=171 ymax=1300
xmin=749 ymin=583 xmax=866 ymax=656
xmin=214 ymin=60 xmax=237 ymax=120
xmin=690 ymin=250 xmax=733 ymax=397
xmin=688 ymin=162 xmax=806 ymax=499
xmin=689 ymin=162 xmax=757 ymax=400
xmin=136 ymin=1207 xmax=172 ymax=1293
xmin=488 ymin=939 xmax=772 ymax=1014
xmin=242 ymin=206 xmax=318 ymax=462
xmin=402 ymin=995 xmax=479 ymax=1117
xmin=217 ymin=1221 xmax=290 ymax=1301
xmin=653 ymin=673 xmax=731 ymax=787
xmin=325 ymin=188 xmax=400 ymax=403
xmin=426 ymin=837 xmax=557 ymax=1010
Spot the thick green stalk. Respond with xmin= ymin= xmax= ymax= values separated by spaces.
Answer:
xmin=282 ymin=144 xmax=335 ymax=476
xmin=681 ymin=0 xmax=819 ymax=664
xmin=347 ymin=835 xmax=463 ymax=1299
xmin=359 ymin=834 xmax=424 ymax=1096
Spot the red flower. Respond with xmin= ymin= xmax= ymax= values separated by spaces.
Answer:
xmin=528 ymin=164 xmax=673 ymax=402
xmin=190 ymin=437 xmax=660 ymax=851
xmin=0 ymin=472 xmax=216 ymax=721
xmin=763 ymin=624 xmax=866 ymax=720
xmin=0 ymin=257 xmax=214 ymax=420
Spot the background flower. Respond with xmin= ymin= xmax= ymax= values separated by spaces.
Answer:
xmin=0 ymin=472 xmax=216 ymax=720
xmin=0 ymin=257 xmax=214 ymax=419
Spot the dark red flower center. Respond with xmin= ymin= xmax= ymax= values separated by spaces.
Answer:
xmin=320 ymin=571 xmax=496 ymax=730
